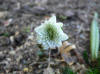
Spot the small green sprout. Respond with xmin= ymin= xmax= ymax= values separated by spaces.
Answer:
xmin=35 ymin=15 xmax=68 ymax=50
xmin=2 ymin=32 xmax=10 ymax=37
xmin=58 ymin=15 xmax=67 ymax=20
xmin=90 ymin=12 xmax=99 ymax=61
xmin=62 ymin=67 xmax=77 ymax=74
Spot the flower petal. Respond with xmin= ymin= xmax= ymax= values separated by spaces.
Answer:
xmin=34 ymin=15 xmax=68 ymax=50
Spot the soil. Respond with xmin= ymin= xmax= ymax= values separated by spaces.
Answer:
xmin=0 ymin=0 xmax=100 ymax=74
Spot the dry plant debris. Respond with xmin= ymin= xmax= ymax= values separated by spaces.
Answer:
xmin=59 ymin=41 xmax=87 ymax=73
xmin=59 ymin=41 xmax=76 ymax=65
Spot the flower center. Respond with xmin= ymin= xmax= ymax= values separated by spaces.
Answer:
xmin=46 ymin=24 xmax=57 ymax=40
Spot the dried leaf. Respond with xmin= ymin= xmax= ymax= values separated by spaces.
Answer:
xmin=59 ymin=41 xmax=76 ymax=65
xmin=59 ymin=41 xmax=76 ymax=54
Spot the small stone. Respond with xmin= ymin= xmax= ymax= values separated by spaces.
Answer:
xmin=0 ymin=61 xmax=8 ymax=66
xmin=6 ymin=58 xmax=11 ymax=62
xmin=9 ymin=50 xmax=16 ymax=55
xmin=16 ymin=56 xmax=22 ymax=62
xmin=4 ymin=18 xmax=13 ymax=27
xmin=3 ymin=50 xmax=8 ymax=54
xmin=10 ymin=36 xmax=14 ymax=43
xmin=0 ymin=52 xmax=3 ymax=55
xmin=15 ymin=31 xmax=20 ymax=36
xmin=0 ymin=37 xmax=10 ymax=46
xmin=23 ymin=68 xmax=29 ymax=72
xmin=38 ymin=64 xmax=42 ymax=68
xmin=65 ymin=10 xmax=75 ymax=17
xmin=0 ymin=55 xmax=6 ymax=62
xmin=14 ymin=33 xmax=26 ymax=46
xmin=0 ymin=11 xmax=8 ymax=18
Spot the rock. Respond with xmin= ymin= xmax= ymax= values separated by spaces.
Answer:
xmin=9 ymin=50 xmax=16 ymax=55
xmin=16 ymin=55 xmax=22 ymax=62
xmin=0 ymin=37 xmax=10 ymax=46
xmin=4 ymin=18 xmax=13 ymax=27
xmin=64 ymin=10 xmax=75 ymax=17
xmin=43 ymin=67 xmax=55 ymax=74
xmin=0 ymin=51 xmax=3 ymax=55
xmin=14 ymin=33 xmax=26 ymax=46
xmin=23 ymin=68 xmax=29 ymax=72
xmin=0 ymin=55 xmax=6 ymax=62
xmin=10 ymin=36 xmax=14 ymax=44
xmin=0 ymin=11 xmax=8 ymax=18
xmin=6 ymin=58 xmax=11 ymax=62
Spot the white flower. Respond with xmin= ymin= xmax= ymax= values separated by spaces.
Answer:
xmin=35 ymin=15 xmax=68 ymax=50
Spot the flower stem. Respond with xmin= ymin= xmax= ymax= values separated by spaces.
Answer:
xmin=48 ymin=48 xmax=51 ymax=67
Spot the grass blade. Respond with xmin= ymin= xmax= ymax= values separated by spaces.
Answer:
xmin=90 ymin=12 xmax=99 ymax=61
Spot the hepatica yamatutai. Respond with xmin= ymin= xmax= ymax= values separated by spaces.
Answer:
xmin=35 ymin=15 xmax=68 ymax=50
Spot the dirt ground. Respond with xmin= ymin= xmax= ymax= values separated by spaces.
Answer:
xmin=0 ymin=0 xmax=100 ymax=74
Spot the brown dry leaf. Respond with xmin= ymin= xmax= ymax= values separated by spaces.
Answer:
xmin=43 ymin=67 xmax=55 ymax=74
xmin=59 ymin=41 xmax=76 ymax=65
xmin=59 ymin=41 xmax=76 ymax=54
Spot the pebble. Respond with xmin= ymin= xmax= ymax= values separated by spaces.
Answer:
xmin=64 ymin=10 xmax=75 ymax=17
xmin=10 ymin=36 xmax=14 ymax=43
xmin=4 ymin=18 xmax=13 ymax=27
xmin=16 ymin=56 xmax=22 ymax=62
xmin=0 ymin=37 xmax=10 ymax=46
xmin=9 ymin=50 xmax=16 ymax=55
xmin=0 ymin=61 xmax=8 ymax=66
xmin=0 ymin=51 xmax=3 ymax=55
xmin=0 ymin=55 xmax=6 ymax=62
xmin=23 ymin=68 xmax=29 ymax=72
xmin=0 ymin=11 xmax=8 ymax=18
xmin=6 ymin=58 xmax=11 ymax=62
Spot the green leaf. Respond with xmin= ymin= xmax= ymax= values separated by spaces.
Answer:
xmin=2 ymin=32 xmax=10 ymax=37
xmin=85 ymin=68 xmax=100 ymax=74
xmin=90 ymin=12 xmax=99 ymax=61
xmin=62 ymin=67 xmax=77 ymax=74
xmin=58 ymin=15 xmax=67 ymax=20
